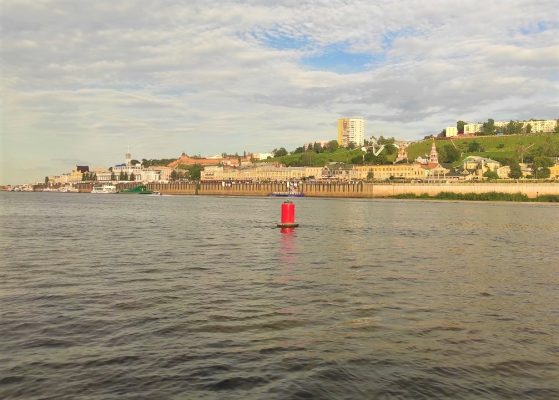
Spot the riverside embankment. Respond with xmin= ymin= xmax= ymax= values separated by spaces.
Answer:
xmin=66 ymin=181 xmax=559 ymax=199
xmin=135 ymin=181 xmax=559 ymax=199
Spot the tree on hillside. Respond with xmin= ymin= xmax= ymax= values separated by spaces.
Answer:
xmin=292 ymin=146 xmax=304 ymax=154
xmin=531 ymin=136 xmax=559 ymax=158
xmin=533 ymin=156 xmax=553 ymax=179
xmin=187 ymin=164 xmax=203 ymax=180
xmin=327 ymin=140 xmax=339 ymax=152
xmin=483 ymin=170 xmax=499 ymax=180
xmin=505 ymin=121 xmax=523 ymax=135
xmin=170 ymin=170 xmax=178 ymax=181
xmin=377 ymin=136 xmax=395 ymax=145
xmin=351 ymin=155 xmax=364 ymax=165
xmin=364 ymin=152 xmax=388 ymax=165
xmin=313 ymin=142 xmax=323 ymax=153
xmin=273 ymin=147 xmax=288 ymax=157
xmin=44 ymin=176 xmax=49 ymax=185
xmin=437 ymin=129 xmax=446 ymax=138
xmin=467 ymin=141 xmax=484 ymax=152
xmin=457 ymin=120 xmax=465 ymax=134
xmin=119 ymin=171 xmax=125 ymax=181
xmin=525 ymin=123 xmax=532 ymax=134
xmin=440 ymin=144 xmax=460 ymax=163
xmin=482 ymin=119 xmax=495 ymax=135
xmin=509 ymin=162 xmax=522 ymax=179
xmin=130 ymin=172 xmax=135 ymax=181
xmin=383 ymin=143 xmax=397 ymax=155
xmin=110 ymin=172 xmax=116 ymax=181
xmin=301 ymin=151 xmax=317 ymax=166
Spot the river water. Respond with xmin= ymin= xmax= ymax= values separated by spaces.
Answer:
xmin=1 ymin=192 xmax=558 ymax=399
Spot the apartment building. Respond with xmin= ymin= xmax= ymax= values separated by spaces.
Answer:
xmin=464 ymin=123 xmax=483 ymax=135
xmin=337 ymin=118 xmax=365 ymax=147
xmin=528 ymin=119 xmax=557 ymax=133
xmin=446 ymin=127 xmax=458 ymax=137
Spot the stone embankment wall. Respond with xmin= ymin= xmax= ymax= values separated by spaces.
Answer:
xmin=198 ymin=182 xmax=288 ymax=196
xmin=302 ymin=182 xmax=559 ymax=199
xmin=147 ymin=182 xmax=197 ymax=195
xmin=73 ymin=181 xmax=559 ymax=198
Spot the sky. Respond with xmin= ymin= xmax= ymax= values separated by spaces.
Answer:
xmin=1 ymin=0 xmax=558 ymax=184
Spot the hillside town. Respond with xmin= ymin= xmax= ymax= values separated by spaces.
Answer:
xmin=3 ymin=117 xmax=559 ymax=192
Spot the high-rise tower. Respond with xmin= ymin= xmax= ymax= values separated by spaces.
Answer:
xmin=337 ymin=118 xmax=364 ymax=147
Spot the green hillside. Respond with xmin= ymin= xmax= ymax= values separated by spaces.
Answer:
xmin=263 ymin=133 xmax=559 ymax=168
xmin=266 ymin=148 xmax=395 ymax=167
xmin=407 ymin=134 xmax=559 ymax=165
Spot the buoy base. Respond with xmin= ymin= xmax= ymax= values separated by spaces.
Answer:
xmin=277 ymin=223 xmax=299 ymax=228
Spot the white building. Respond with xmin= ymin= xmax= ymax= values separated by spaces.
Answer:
xmin=337 ymin=117 xmax=365 ymax=147
xmin=464 ymin=123 xmax=483 ymax=135
xmin=254 ymin=153 xmax=273 ymax=160
xmin=527 ymin=119 xmax=557 ymax=133
xmin=446 ymin=127 xmax=458 ymax=137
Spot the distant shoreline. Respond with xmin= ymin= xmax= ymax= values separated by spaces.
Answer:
xmin=4 ymin=188 xmax=559 ymax=203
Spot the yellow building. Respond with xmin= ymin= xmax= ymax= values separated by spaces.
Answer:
xmin=337 ymin=117 xmax=364 ymax=147
xmin=67 ymin=169 xmax=84 ymax=183
xmin=549 ymin=164 xmax=559 ymax=179
xmin=353 ymin=164 xmax=428 ymax=180
xmin=201 ymin=165 xmax=323 ymax=181
xmin=463 ymin=156 xmax=501 ymax=172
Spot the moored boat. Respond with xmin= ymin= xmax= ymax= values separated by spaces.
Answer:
xmin=91 ymin=184 xmax=118 ymax=194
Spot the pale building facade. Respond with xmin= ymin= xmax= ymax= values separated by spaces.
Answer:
xmin=353 ymin=164 xmax=428 ymax=180
xmin=445 ymin=127 xmax=458 ymax=137
xmin=528 ymin=119 xmax=557 ymax=133
xmin=201 ymin=165 xmax=323 ymax=181
xmin=463 ymin=156 xmax=501 ymax=172
xmin=549 ymin=164 xmax=559 ymax=179
xmin=462 ymin=119 xmax=557 ymax=135
xmin=254 ymin=153 xmax=273 ymax=160
xmin=337 ymin=118 xmax=365 ymax=147
xmin=464 ymin=123 xmax=483 ymax=135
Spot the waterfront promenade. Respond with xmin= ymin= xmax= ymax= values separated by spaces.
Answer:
xmin=130 ymin=181 xmax=559 ymax=199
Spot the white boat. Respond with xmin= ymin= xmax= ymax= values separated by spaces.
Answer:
xmin=91 ymin=184 xmax=118 ymax=194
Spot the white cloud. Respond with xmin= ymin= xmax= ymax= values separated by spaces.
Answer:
xmin=1 ymin=0 xmax=558 ymax=183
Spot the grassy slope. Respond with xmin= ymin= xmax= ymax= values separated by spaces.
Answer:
xmin=267 ymin=148 xmax=370 ymax=166
xmin=262 ymin=134 xmax=559 ymax=167
xmin=265 ymin=148 xmax=398 ymax=166
xmin=407 ymin=134 xmax=559 ymax=163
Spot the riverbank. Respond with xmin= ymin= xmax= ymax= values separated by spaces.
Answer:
xmin=15 ymin=181 xmax=559 ymax=202
xmin=390 ymin=191 xmax=559 ymax=202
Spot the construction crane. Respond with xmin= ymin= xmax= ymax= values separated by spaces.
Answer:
xmin=516 ymin=143 xmax=535 ymax=163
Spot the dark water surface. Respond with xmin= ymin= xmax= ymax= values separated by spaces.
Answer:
xmin=1 ymin=192 xmax=558 ymax=399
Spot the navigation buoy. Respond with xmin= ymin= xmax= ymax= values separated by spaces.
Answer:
xmin=277 ymin=200 xmax=299 ymax=229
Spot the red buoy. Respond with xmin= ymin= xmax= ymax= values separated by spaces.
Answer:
xmin=277 ymin=200 xmax=299 ymax=228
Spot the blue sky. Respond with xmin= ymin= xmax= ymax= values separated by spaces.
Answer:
xmin=1 ymin=0 xmax=558 ymax=184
